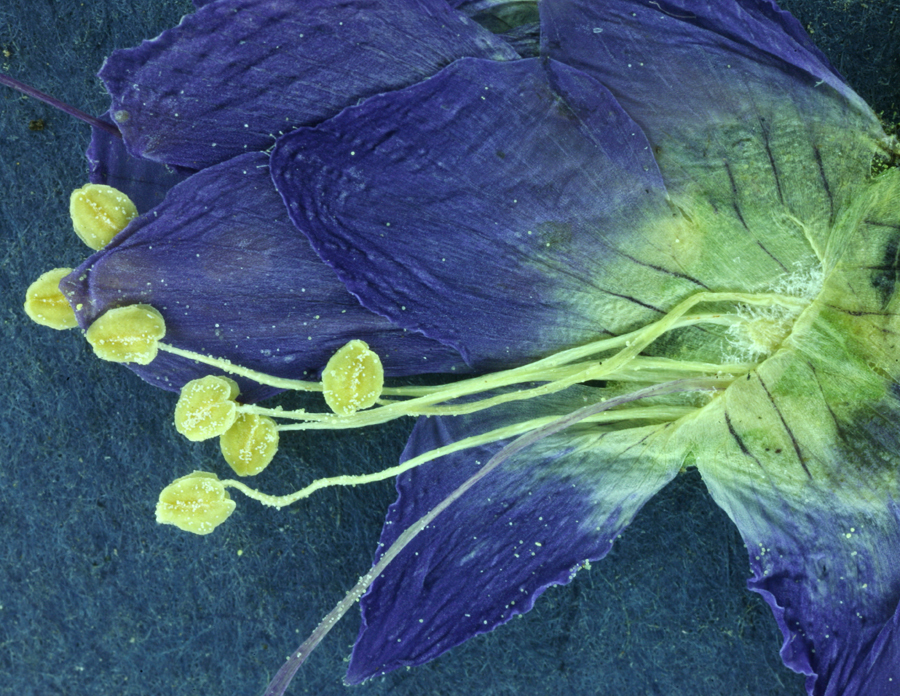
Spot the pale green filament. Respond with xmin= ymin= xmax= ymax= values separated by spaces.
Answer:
xmin=220 ymin=400 xmax=710 ymax=509
xmin=151 ymin=289 xmax=811 ymax=522
xmin=158 ymin=290 xmax=802 ymax=430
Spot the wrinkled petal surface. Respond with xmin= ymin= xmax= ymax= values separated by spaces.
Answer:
xmin=272 ymin=57 xmax=712 ymax=369
xmin=540 ymin=0 xmax=887 ymax=261
xmin=682 ymin=170 xmax=900 ymax=696
xmin=452 ymin=0 xmax=541 ymax=57
xmin=100 ymin=0 xmax=517 ymax=169
xmin=346 ymin=387 xmax=690 ymax=682
xmin=62 ymin=152 xmax=466 ymax=401
xmin=87 ymin=116 xmax=194 ymax=214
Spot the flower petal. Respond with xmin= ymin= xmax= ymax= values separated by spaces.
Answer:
xmin=540 ymin=0 xmax=888 ymax=258
xmin=271 ymin=57 xmax=710 ymax=369
xmin=86 ymin=116 xmax=194 ymax=214
xmin=99 ymin=0 xmax=518 ymax=169
xmin=345 ymin=387 xmax=690 ymax=682
xmin=61 ymin=152 xmax=466 ymax=401
xmin=693 ymin=375 xmax=900 ymax=695
xmin=682 ymin=171 xmax=900 ymax=695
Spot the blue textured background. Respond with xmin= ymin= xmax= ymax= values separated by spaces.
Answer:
xmin=1 ymin=2 xmax=897 ymax=695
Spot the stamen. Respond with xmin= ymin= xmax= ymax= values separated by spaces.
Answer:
xmin=23 ymin=268 xmax=77 ymax=330
xmin=145 ymin=291 xmax=805 ymax=442
xmin=156 ymin=471 xmax=235 ymax=535
xmin=85 ymin=304 xmax=166 ymax=364
xmin=141 ymin=287 xmax=809 ymax=530
xmin=174 ymin=375 xmax=240 ymax=441
xmin=70 ymin=183 xmax=138 ymax=249
xmin=221 ymin=400 xmax=709 ymax=510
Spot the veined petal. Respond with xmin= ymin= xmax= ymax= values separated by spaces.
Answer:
xmin=346 ymin=386 xmax=690 ymax=682
xmin=99 ymin=0 xmax=518 ymax=170
xmin=682 ymin=171 xmax=900 ymax=695
xmin=61 ymin=152 xmax=466 ymax=401
xmin=272 ymin=57 xmax=713 ymax=369
xmin=541 ymin=0 xmax=889 ymax=266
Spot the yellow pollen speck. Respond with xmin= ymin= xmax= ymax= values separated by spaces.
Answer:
xmin=69 ymin=183 xmax=138 ymax=250
xmin=85 ymin=304 xmax=166 ymax=364
xmin=322 ymin=339 xmax=384 ymax=416
xmin=156 ymin=471 xmax=235 ymax=535
xmin=23 ymin=267 xmax=77 ymax=329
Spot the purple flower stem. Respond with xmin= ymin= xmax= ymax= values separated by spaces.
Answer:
xmin=0 ymin=73 xmax=121 ymax=138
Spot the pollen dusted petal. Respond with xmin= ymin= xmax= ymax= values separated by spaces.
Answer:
xmin=346 ymin=386 xmax=691 ymax=682
xmin=219 ymin=413 xmax=279 ymax=477
xmin=270 ymin=57 xmax=685 ymax=369
xmin=540 ymin=0 xmax=886 ymax=274
xmin=156 ymin=471 xmax=236 ymax=535
xmin=23 ymin=268 xmax=77 ymax=330
xmin=321 ymin=339 xmax=384 ymax=416
xmin=98 ymin=0 xmax=518 ymax=169
xmin=174 ymin=375 xmax=240 ymax=442
xmin=85 ymin=304 xmax=165 ymax=365
xmin=69 ymin=183 xmax=138 ymax=250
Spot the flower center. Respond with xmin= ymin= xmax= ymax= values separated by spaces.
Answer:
xmin=724 ymin=264 xmax=823 ymax=362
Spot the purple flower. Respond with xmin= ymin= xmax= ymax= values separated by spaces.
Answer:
xmin=18 ymin=1 xmax=900 ymax=695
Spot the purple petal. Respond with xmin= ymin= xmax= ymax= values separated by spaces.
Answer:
xmin=539 ymin=0 xmax=888 ymax=300
xmin=345 ymin=387 xmax=687 ymax=682
xmin=540 ymin=0 xmax=864 ymax=132
xmin=692 ymin=357 xmax=900 ymax=696
xmin=99 ymin=0 xmax=518 ymax=170
xmin=62 ymin=152 xmax=466 ymax=401
xmin=539 ymin=1 xmax=883 ymax=192
xmin=86 ymin=115 xmax=195 ymax=214
xmin=271 ymin=57 xmax=704 ymax=369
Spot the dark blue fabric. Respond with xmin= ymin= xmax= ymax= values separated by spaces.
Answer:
xmin=1 ymin=1 xmax=896 ymax=695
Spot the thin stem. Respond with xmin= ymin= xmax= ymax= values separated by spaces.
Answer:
xmin=0 ymin=73 xmax=122 ymax=138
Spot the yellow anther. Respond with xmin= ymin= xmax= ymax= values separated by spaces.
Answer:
xmin=321 ymin=339 xmax=384 ymax=416
xmin=70 ymin=183 xmax=138 ymax=250
xmin=23 ymin=268 xmax=77 ymax=330
xmin=156 ymin=471 xmax=236 ymax=535
xmin=174 ymin=375 xmax=240 ymax=442
xmin=220 ymin=413 xmax=279 ymax=476
xmin=85 ymin=304 xmax=166 ymax=364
